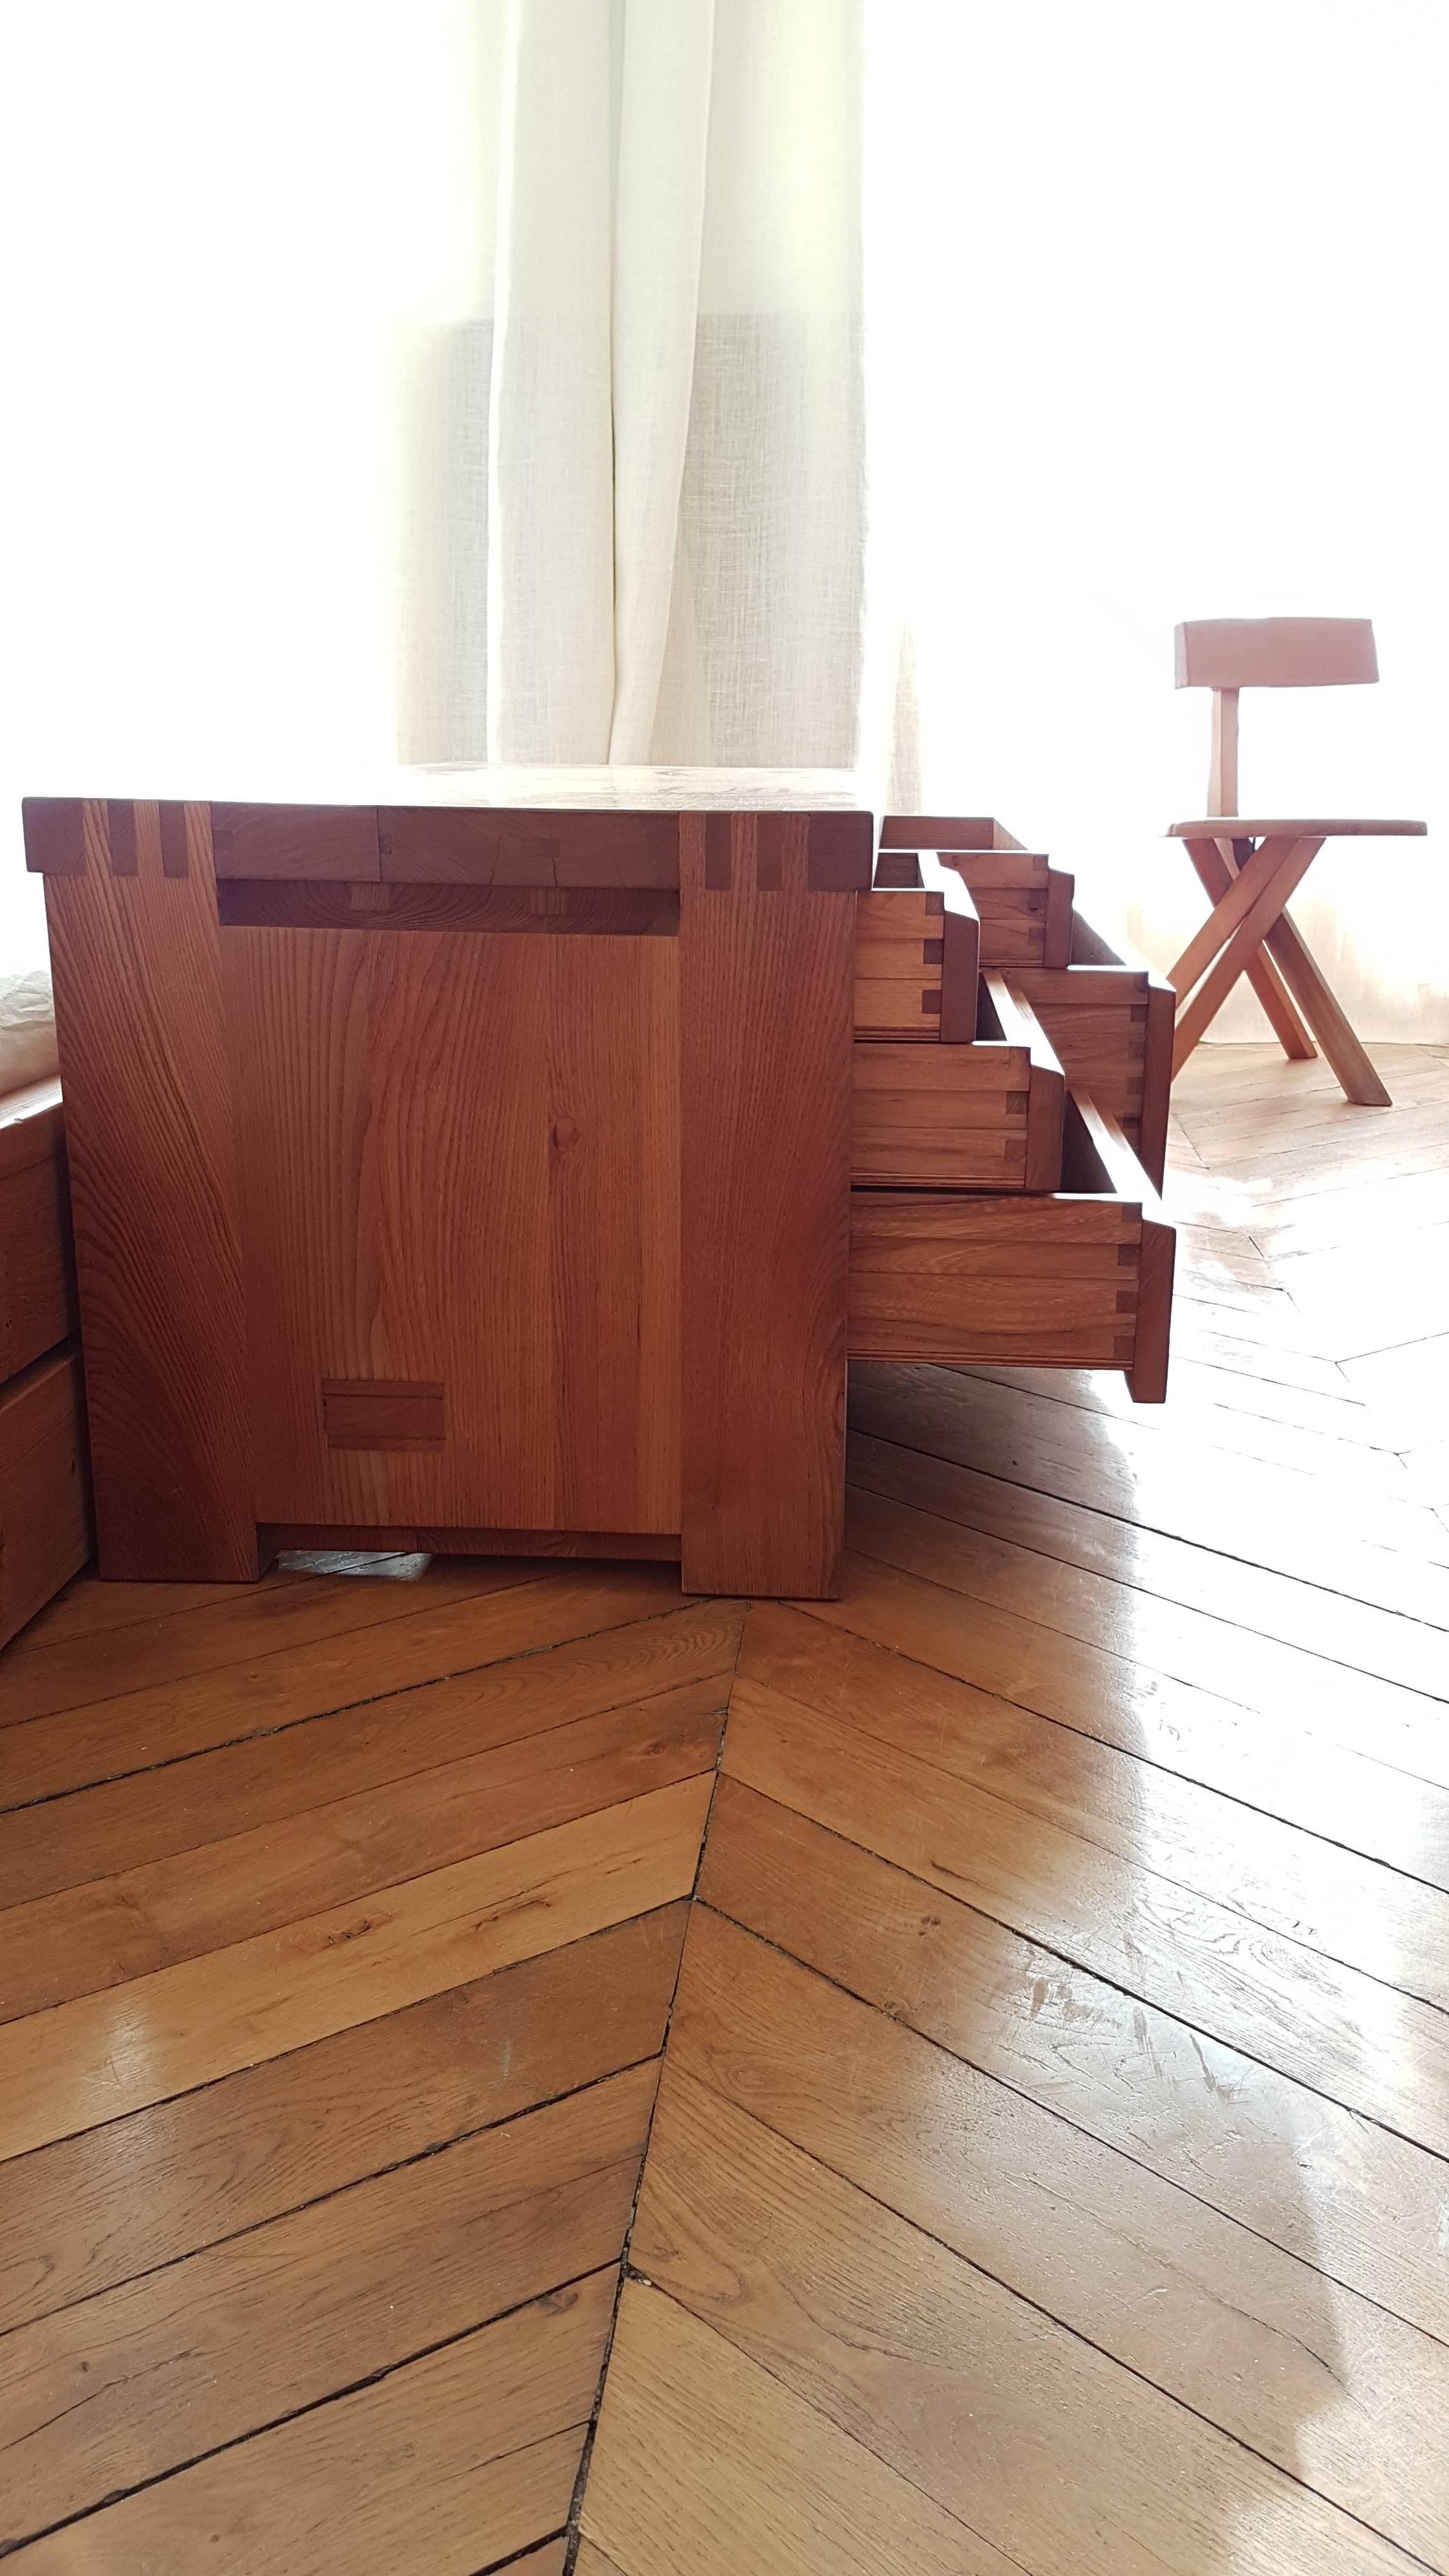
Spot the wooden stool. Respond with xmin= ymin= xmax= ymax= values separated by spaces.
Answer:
xmin=1167 ymin=618 xmax=1425 ymax=1105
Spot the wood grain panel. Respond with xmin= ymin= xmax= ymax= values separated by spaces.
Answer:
xmin=222 ymin=926 xmax=680 ymax=1534
xmin=679 ymin=813 xmax=855 ymax=1595
xmin=0 ymin=1350 xmax=91 ymax=1650
xmin=379 ymin=804 xmax=680 ymax=884
xmin=0 ymin=1903 xmax=685 ymax=2336
xmin=219 ymin=878 xmax=678 ymax=933
xmin=0 ymin=2068 xmax=652 ymax=2547
xmin=40 ymin=801 xmax=256 ymax=1577
xmin=210 ymin=802 xmax=381 ymax=880
xmin=7 ymin=2281 xmax=606 ymax=2574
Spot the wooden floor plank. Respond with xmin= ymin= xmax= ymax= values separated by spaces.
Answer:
xmin=0 ymin=1775 xmax=712 ymax=2161
xmin=838 ymin=1487 xmax=1449 ymax=1788
xmin=969 ymin=1348 xmax=1392 ymax=1443
xmin=0 ymin=1903 xmax=685 ymax=2336
xmin=7 ymin=2272 xmax=608 ymax=2573
xmin=1255 ymin=1165 xmax=1449 ymax=1261
xmin=700 ymin=1779 xmax=1449 ymax=2344
xmin=671 ymin=1905 xmax=1449 ymax=2569
xmin=6 ymin=1045 xmax=1446 ymax=2570
xmin=0 ymin=1602 xmax=740 ymax=1908
xmin=848 ymin=1424 xmax=1449 ymax=1686
xmin=799 ymin=1550 xmax=1449 ymax=1883
xmin=629 ymin=2066 xmax=1418 ymax=2574
xmin=739 ymin=1607 xmax=1449 ymax=1991
xmin=721 ymin=1684 xmax=1449 ymax=2155
xmin=12 ymin=1563 xmax=318 ymax=1654
xmin=0 ymin=1566 xmax=701 ymax=1808
xmin=582 ymin=2280 xmax=1015 ymax=2576
xmin=0 ymin=1553 xmax=545 ymax=1726
xmin=1344 ymin=1331 xmax=1449 ymax=1446
xmin=851 ymin=1361 xmax=1449 ymax=1597
xmin=0 ymin=2067 xmax=652 ymax=2550
xmin=0 ymin=1688 xmax=722 ymax=2021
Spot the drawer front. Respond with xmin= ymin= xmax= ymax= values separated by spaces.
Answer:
xmin=1012 ymin=949 xmax=1174 ymax=1192
xmin=0 ymin=1346 xmax=91 ymax=1648
xmin=0 ymin=1085 xmax=76 ymax=1381
xmin=848 ymin=1094 xmax=1174 ymax=1397
xmin=854 ymin=889 xmax=947 ymax=1038
xmin=850 ymin=1191 xmax=1141 ymax=1367
xmin=852 ymin=1039 xmax=1032 ymax=1189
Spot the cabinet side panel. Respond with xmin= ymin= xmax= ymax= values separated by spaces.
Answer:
xmin=224 ymin=927 xmax=680 ymax=1535
xmin=44 ymin=802 xmax=256 ymax=1579
xmin=679 ymin=813 xmax=854 ymax=1596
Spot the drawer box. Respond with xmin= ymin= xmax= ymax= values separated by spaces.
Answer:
xmin=851 ymin=972 xmax=1064 ymax=1190
xmin=0 ymin=1080 xmax=75 ymax=1380
xmin=1011 ymin=913 xmax=1174 ymax=1190
xmin=878 ymin=816 xmax=1074 ymax=970
xmin=854 ymin=859 xmax=979 ymax=1042
xmin=848 ymin=1091 xmax=1174 ymax=1400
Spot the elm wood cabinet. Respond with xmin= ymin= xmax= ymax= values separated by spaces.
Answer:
xmin=28 ymin=783 xmax=864 ymax=1597
xmin=26 ymin=781 xmax=1175 ymax=1599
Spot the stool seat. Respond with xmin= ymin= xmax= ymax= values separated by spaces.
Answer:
xmin=1171 ymin=818 xmax=1426 ymax=840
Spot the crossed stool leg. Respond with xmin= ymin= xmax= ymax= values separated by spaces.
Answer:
xmin=1170 ymin=831 xmax=1392 ymax=1107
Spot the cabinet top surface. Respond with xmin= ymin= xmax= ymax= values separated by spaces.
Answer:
xmin=409 ymin=766 xmax=873 ymax=811
xmin=27 ymin=767 xmax=877 ymax=815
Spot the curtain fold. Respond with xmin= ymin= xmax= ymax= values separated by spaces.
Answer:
xmin=486 ymin=0 xmax=616 ymax=761
xmin=608 ymin=0 xmax=716 ymax=762
xmin=414 ymin=0 xmax=866 ymax=776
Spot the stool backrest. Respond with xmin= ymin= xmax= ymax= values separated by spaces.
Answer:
xmin=1176 ymin=619 xmax=1379 ymax=814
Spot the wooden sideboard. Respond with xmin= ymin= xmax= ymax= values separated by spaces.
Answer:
xmin=24 ymin=774 xmax=1175 ymax=1601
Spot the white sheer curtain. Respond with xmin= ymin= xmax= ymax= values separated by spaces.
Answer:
xmin=401 ymin=0 xmax=864 ymax=770
xmin=865 ymin=0 xmax=1448 ymax=1037
xmin=4 ymin=1 xmax=1443 ymax=1039
xmin=1 ymin=4 xmax=487 ymax=974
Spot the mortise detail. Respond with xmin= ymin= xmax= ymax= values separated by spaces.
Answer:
xmin=106 ymin=802 xmax=138 ymax=877
xmin=321 ymin=1379 xmax=446 ymax=1451
xmin=158 ymin=803 xmax=190 ymax=878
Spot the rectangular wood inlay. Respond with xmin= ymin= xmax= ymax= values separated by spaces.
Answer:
xmin=322 ymin=1379 xmax=446 ymax=1450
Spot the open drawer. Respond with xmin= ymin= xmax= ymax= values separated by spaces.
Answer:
xmin=851 ymin=972 xmax=1065 ymax=1191
xmin=848 ymin=1091 xmax=1174 ymax=1400
xmin=1007 ymin=913 xmax=1174 ymax=1191
xmin=878 ymin=814 xmax=1075 ymax=970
